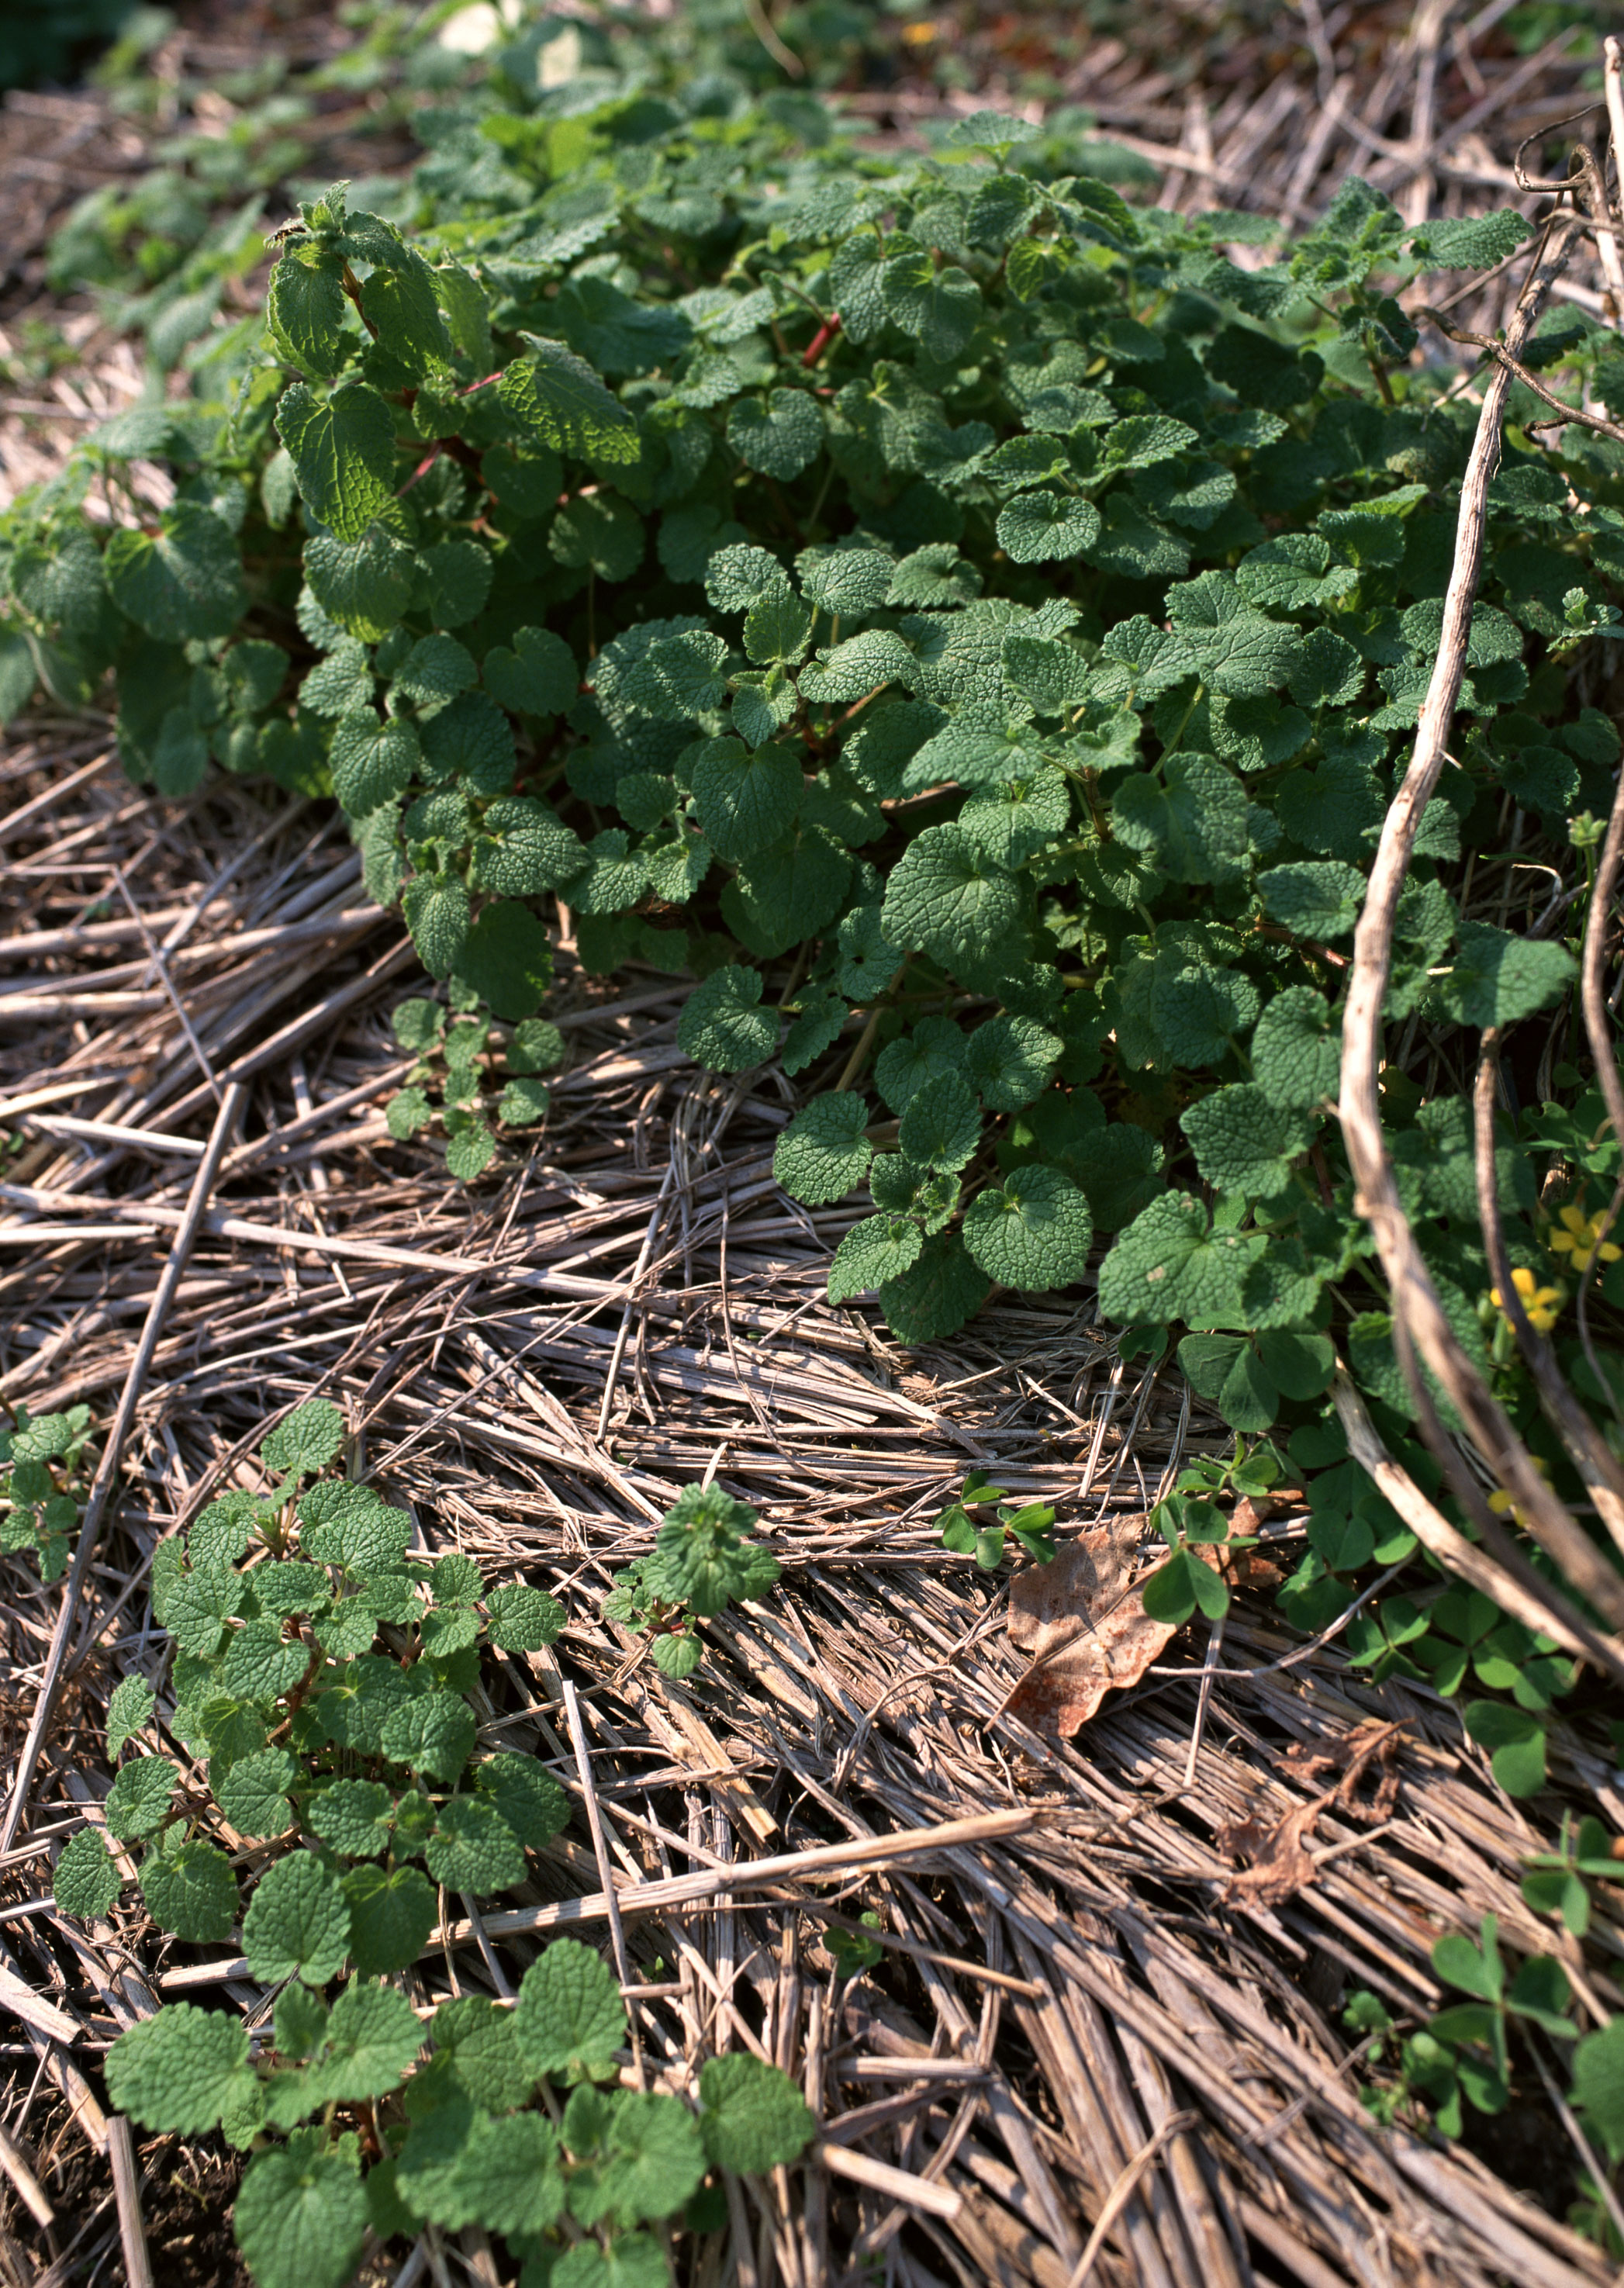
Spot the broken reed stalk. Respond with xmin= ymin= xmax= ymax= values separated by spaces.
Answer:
xmin=0 ymin=1078 xmax=246 ymax=1853
xmin=1339 ymin=193 xmax=1624 ymax=1633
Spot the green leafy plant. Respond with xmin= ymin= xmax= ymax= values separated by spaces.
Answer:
xmin=102 ymin=1937 xmax=816 ymax=2288
xmin=935 ymin=1470 xmax=1056 ymax=1568
xmin=1347 ymin=1916 xmax=1580 ymax=2141
xmin=12 ymin=31 xmax=1624 ymax=2051
xmin=1521 ymin=1814 xmax=1624 ymax=1937
xmin=54 ymin=1397 xmax=568 ymax=1951
xmin=603 ymin=1483 xmax=780 ymax=1678
xmin=0 ymin=1404 xmax=92 ymax=1580
xmin=385 ymin=992 xmax=563 ymax=1175
xmin=56 ymin=1399 xmax=814 ymax=2284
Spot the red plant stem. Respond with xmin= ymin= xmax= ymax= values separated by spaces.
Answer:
xmin=398 ymin=444 xmax=443 ymax=497
xmin=802 ymin=312 xmax=842 ymax=368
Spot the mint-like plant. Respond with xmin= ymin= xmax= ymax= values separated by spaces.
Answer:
xmin=0 ymin=1404 xmax=92 ymax=1580
xmin=101 ymin=1937 xmax=816 ymax=2288
xmin=55 ymin=1402 xmax=814 ymax=2285
xmin=603 ymin=1483 xmax=780 ymax=1678
xmin=55 ymin=1397 xmax=568 ymax=1954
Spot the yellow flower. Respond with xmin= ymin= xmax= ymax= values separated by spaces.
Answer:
xmin=1489 ymin=1453 xmax=1552 ymax=1526
xmin=1489 ymin=1263 xmax=1563 ymax=1336
xmin=1548 ymin=1203 xmax=1623 ymax=1275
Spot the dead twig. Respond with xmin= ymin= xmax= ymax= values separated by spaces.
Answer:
xmin=0 ymin=1078 xmax=245 ymax=1853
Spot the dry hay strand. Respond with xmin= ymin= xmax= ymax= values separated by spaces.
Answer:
xmin=0 ymin=731 xmax=1620 ymax=2288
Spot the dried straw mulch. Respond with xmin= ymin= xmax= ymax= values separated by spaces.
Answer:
xmin=0 ymin=729 xmax=1620 ymax=2288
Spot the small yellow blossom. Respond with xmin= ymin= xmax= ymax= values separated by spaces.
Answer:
xmin=1489 ymin=1453 xmax=1552 ymax=1526
xmin=1548 ymin=1203 xmax=1623 ymax=1275
xmin=1489 ymin=1263 xmax=1563 ymax=1336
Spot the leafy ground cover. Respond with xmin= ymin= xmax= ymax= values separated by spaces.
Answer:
xmin=7 ymin=5 xmax=1624 ymax=2285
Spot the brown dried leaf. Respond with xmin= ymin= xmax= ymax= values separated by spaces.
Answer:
xmin=1215 ymin=1801 xmax=1323 ymax=1908
xmin=1217 ymin=1723 xmax=1407 ymax=1906
xmin=1002 ymin=1516 xmax=1218 ymax=1741
xmin=1283 ymin=1720 xmax=1405 ymax=1823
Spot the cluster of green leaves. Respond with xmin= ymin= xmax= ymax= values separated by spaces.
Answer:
xmin=1347 ymin=1911 xmax=1624 ymax=2166
xmin=16 ymin=23 xmax=1624 ymax=2002
xmin=104 ymin=1935 xmax=815 ymax=2288
xmin=54 ymin=1397 xmax=568 ymax=1962
xmin=0 ymin=1404 xmax=92 ymax=1580
xmin=603 ymin=1482 xmax=779 ymax=1678
xmin=385 ymin=991 xmax=563 ymax=1176
xmin=43 ymin=3 xmax=453 ymax=372
xmin=56 ymin=1398 xmax=814 ymax=2286
xmin=12 ymin=54 xmax=1622 ymax=1410
xmin=935 ymin=1468 xmax=1055 ymax=1569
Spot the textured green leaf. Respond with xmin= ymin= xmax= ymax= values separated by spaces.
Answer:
xmin=774 ymin=1093 xmax=874 ymax=1204
xmin=475 ymin=1753 xmax=568 ymax=1847
xmin=483 ymin=626 xmax=579 ymax=717
xmin=307 ymin=1779 xmax=395 ymax=1860
xmin=268 ymin=243 xmax=351 ymax=373
xmin=1183 ymin=1084 xmax=1313 ymax=1197
xmin=697 ymin=2053 xmax=817 ymax=2172
xmin=878 ymin=1231 xmax=991 ymax=1343
xmin=962 ymin=1166 xmax=1092 ymax=1291
xmin=214 ymin=1747 xmax=298 ymax=1841
xmin=403 ymin=871 xmax=472 ymax=981
xmin=513 ymin=1938 xmax=626 ymax=2084
xmin=828 ymin=1215 xmax=925 ymax=1305
xmin=451 ymin=2109 xmax=565 ymax=2237
xmin=499 ymin=337 xmax=641 ymax=465
xmin=106 ymin=2005 xmax=254 ymax=2137
xmin=1252 ymin=987 xmax=1340 ymax=1107
xmin=141 ymin=1840 xmax=238 ymax=1942
xmin=105 ymin=505 xmax=244 ymax=643
xmin=568 ymin=2089 xmax=705 ymax=2228
xmin=451 ymin=899 xmax=553 ymax=1021
xmin=881 ymin=248 xmax=983 ymax=362
xmin=1097 ymin=1193 xmax=1260 ymax=1327
xmin=898 ymin=1072 xmax=981 ymax=1173
xmin=106 ymin=1675 xmax=157 ymax=1760
xmin=263 ymin=1397 xmax=345 ymax=1477
xmin=105 ymin=1757 xmax=179 ymax=1841
xmin=234 ymin=2147 xmax=368 ymax=2288
xmin=342 ymin=1861 xmax=437 ymax=1977
xmin=727 ymin=389 xmax=824 ymax=479
xmin=380 ymin=1692 xmax=477 ymax=1784
xmin=54 ymin=1830 xmax=123 ymax=1920
xmin=996 ymin=490 xmax=1101 ymax=564
xmin=1439 ymin=921 xmax=1574 ymax=1028
xmin=1257 ymin=861 xmax=1366 ymax=941
xmin=275 ymin=382 xmax=397 ymax=542
xmin=874 ymin=1016 xmax=967 ymax=1112
xmin=330 ymin=710 xmax=419 ymax=817
xmin=1408 ymin=210 xmax=1529 ymax=269
xmin=426 ymin=1795 xmax=525 ymax=1892
xmin=882 ymin=822 xmax=1023 ymax=974
xmin=644 ymin=1481 xmax=776 ymax=1616
xmin=244 ymin=1851 xmax=352 ymax=1986
xmin=485 ymin=1583 xmax=564 ymax=1651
